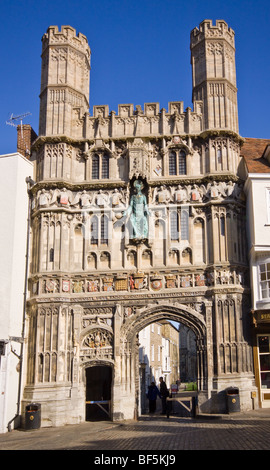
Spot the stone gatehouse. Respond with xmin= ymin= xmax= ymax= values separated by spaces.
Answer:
xmin=22 ymin=20 xmax=256 ymax=427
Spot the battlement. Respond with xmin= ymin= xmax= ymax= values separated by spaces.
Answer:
xmin=92 ymin=101 xmax=190 ymax=118
xmin=41 ymin=25 xmax=90 ymax=59
xmin=190 ymin=19 xmax=235 ymax=48
xmin=39 ymin=25 xmax=91 ymax=136
xmin=83 ymin=100 xmax=203 ymax=139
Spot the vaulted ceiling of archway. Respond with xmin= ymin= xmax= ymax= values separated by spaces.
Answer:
xmin=122 ymin=303 xmax=206 ymax=342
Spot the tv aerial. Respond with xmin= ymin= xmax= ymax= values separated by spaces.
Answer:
xmin=6 ymin=112 xmax=32 ymax=128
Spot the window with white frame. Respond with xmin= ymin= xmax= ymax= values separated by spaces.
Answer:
xmin=259 ymin=262 xmax=270 ymax=299
xmin=267 ymin=189 xmax=270 ymax=224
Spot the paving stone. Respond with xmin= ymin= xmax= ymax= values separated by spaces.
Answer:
xmin=1 ymin=410 xmax=270 ymax=451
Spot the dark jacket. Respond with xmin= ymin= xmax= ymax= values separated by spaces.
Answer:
xmin=147 ymin=384 xmax=161 ymax=401
xmin=159 ymin=380 xmax=168 ymax=397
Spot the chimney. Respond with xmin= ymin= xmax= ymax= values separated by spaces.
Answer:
xmin=17 ymin=124 xmax=37 ymax=159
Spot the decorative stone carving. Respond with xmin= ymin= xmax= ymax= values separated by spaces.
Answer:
xmin=80 ymin=328 xmax=114 ymax=363
xmin=25 ymin=20 xmax=256 ymax=428
xmin=82 ymin=329 xmax=113 ymax=349
xmin=124 ymin=180 xmax=150 ymax=241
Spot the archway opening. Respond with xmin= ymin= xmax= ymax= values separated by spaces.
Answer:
xmin=138 ymin=319 xmax=198 ymax=417
xmin=85 ymin=365 xmax=112 ymax=421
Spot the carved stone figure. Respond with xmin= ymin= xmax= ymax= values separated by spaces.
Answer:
xmin=124 ymin=180 xmax=150 ymax=240
xmin=173 ymin=185 xmax=189 ymax=203
xmin=95 ymin=190 xmax=109 ymax=207
xmin=152 ymin=185 xmax=171 ymax=204
xmin=38 ymin=189 xmax=50 ymax=207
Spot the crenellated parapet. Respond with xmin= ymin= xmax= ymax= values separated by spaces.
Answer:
xmin=39 ymin=25 xmax=91 ymax=137
xmin=41 ymin=25 xmax=90 ymax=58
xmin=190 ymin=20 xmax=238 ymax=134
xmin=190 ymin=19 xmax=235 ymax=48
xmin=86 ymin=101 xmax=203 ymax=140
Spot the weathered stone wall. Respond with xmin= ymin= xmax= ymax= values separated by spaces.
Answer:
xmin=23 ymin=21 xmax=257 ymax=427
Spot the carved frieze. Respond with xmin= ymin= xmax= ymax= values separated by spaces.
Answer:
xmin=35 ymin=187 xmax=129 ymax=210
xmin=31 ymin=266 xmax=248 ymax=299
xmin=150 ymin=181 xmax=244 ymax=205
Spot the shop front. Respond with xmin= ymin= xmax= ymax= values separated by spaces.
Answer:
xmin=252 ymin=311 xmax=270 ymax=408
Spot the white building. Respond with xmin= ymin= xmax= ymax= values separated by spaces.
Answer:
xmin=139 ymin=322 xmax=163 ymax=387
xmin=242 ymin=138 xmax=270 ymax=408
xmin=0 ymin=152 xmax=33 ymax=432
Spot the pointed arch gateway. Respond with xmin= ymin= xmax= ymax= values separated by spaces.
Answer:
xmin=124 ymin=303 xmax=206 ymax=340
xmin=80 ymin=324 xmax=114 ymax=420
xmin=117 ymin=302 xmax=210 ymax=420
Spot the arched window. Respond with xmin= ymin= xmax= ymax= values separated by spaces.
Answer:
xmin=220 ymin=216 xmax=225 ymax=237
xmin=193 ymin=218 xmax=205 ymax=263
xmin=217 ymin=147 xmax=222 ymax=164
xmin=92 ymin=154 xmax=99 ymax=179
xmin=100 ymin=251 xmax=110 ymax=268
xmin=102 ymin=154 xmax=109 ymax=179
xmin=169 ymin=151 xmax=177 ymax=175
xmin=49 ymin=248 xmax=54 ymax=262
xmin=90 ymin=216 xmax=98 ymax=244
xmin=170 ymin=211 xmax=179 ymax=241
xmin=168 ymin=149 xmax=187 ymax=175
xmin=127 ymin=250 xmax=137 ymax=267
xmin=92 ymin=153 xmax=110 ymax=179
xmin=100 ymin=215 xmax=109 ymax=244
xmin=179 ymin=150 xmax=186 ymax=174
xmin=142 ymin=249 xmax=152 ymax=266
xmin=74 ymin=224 xmax=84 ymax=270
xmin=180 ymin=208 xmax=189 ymax=240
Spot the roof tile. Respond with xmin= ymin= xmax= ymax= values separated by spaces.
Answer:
xmin=241 ymin=138 xmax=270 ymax=173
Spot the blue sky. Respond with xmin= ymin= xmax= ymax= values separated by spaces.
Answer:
xmin=0 ymin=0 xmax=269 ymax=154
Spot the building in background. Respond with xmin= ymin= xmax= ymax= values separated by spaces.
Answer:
xmin=179 ymin=324 xmax=197 ymax=383
xmin=0 ymin=152 xmax=33 ymax=433
xmin=139 ymin=321 xmax=179 ymax=386
xmin=139 ymin=322 xmax=163 ymax=388
xmin=241 ymin=138 xmax=270 ymax=408
xmin=161 ymin=321 xmax=179 ymax=386
xmin=139 ymin=321 xmax=179 ymax=414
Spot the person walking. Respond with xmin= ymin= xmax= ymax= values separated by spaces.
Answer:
xmin=147 ymin=382 xmax=161 ymax=413
xmin=159 ymin=377 xmax=169 ymax=414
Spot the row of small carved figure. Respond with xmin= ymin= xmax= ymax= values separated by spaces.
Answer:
xmin=34 ymin=269 xmax=247 ymax=295
xmin=35 ymin=180 xmax=243 ymax=210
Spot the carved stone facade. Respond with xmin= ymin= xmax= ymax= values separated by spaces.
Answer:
xmin=23 ymin=20 xmax=257 ymax=427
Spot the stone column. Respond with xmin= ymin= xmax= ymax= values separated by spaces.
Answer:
xmin=205 ymin=301 xmax=214 ymax=399
xmin=112 ymin=304 xmax=124 ymax=420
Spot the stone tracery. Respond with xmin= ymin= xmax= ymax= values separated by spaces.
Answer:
xmin=24 ymin=20 xmax=255 ymax=427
